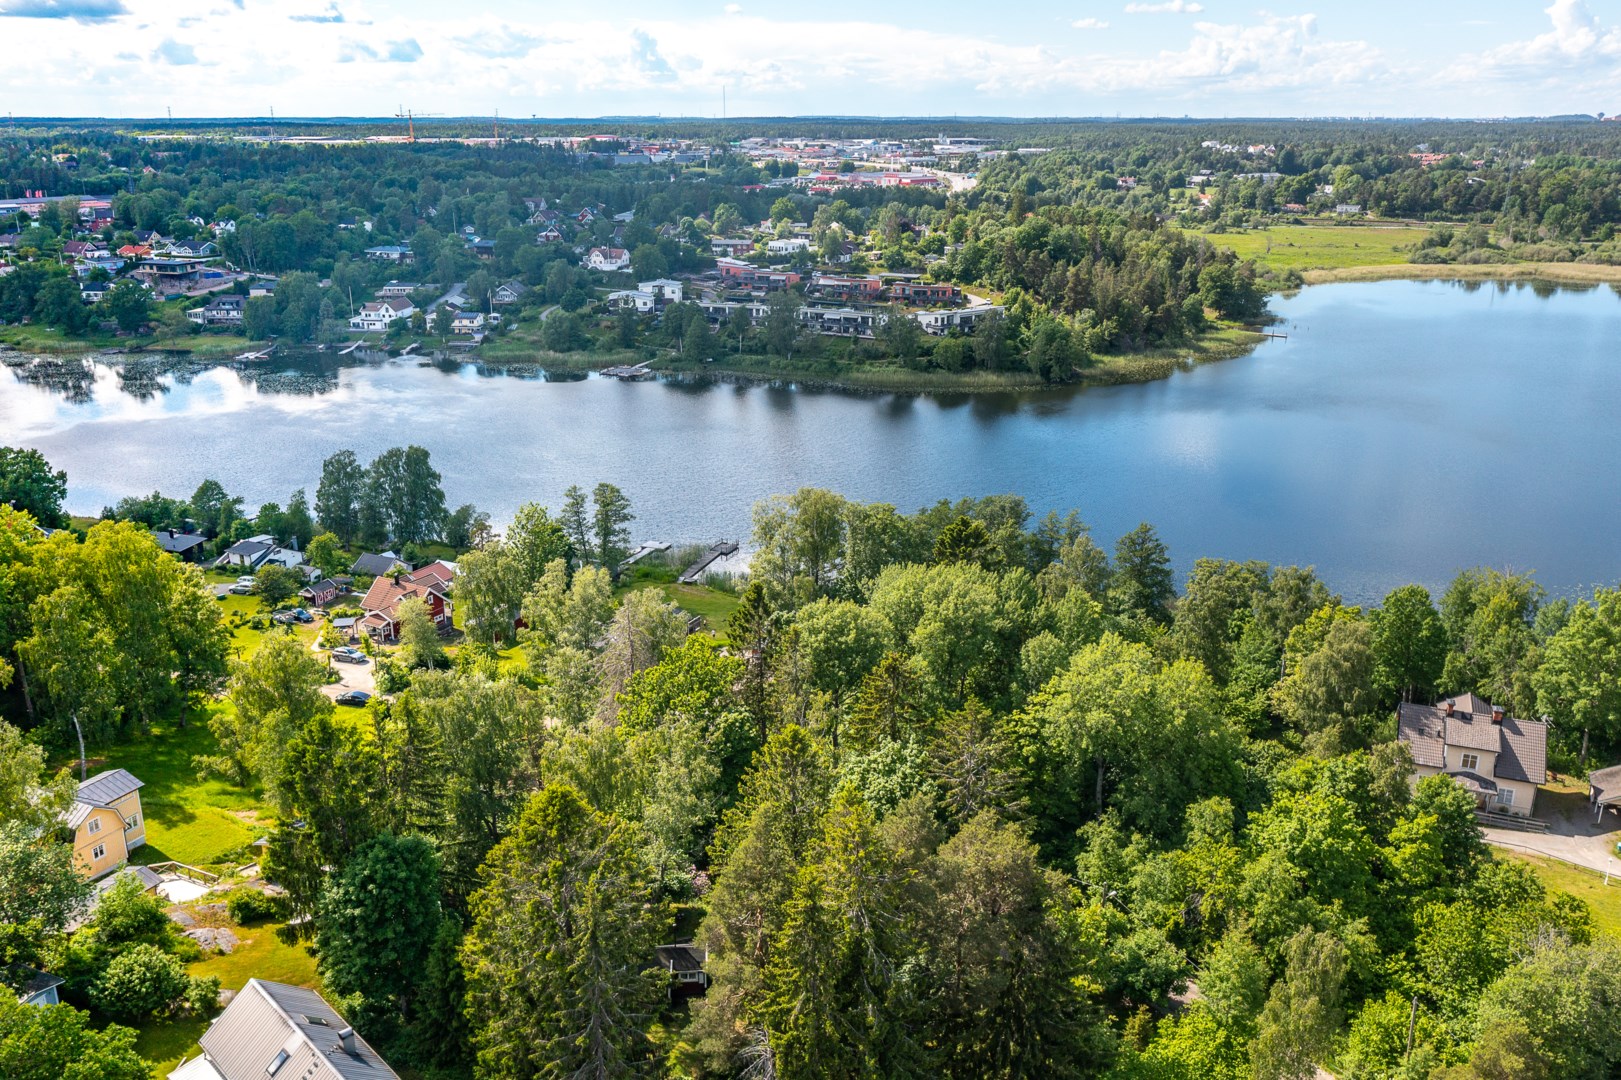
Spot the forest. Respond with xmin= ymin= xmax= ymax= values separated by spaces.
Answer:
xmin=1 ymin=447 xmax=1619 ymax=1080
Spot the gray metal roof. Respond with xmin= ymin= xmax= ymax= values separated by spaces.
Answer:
xmin=77 ymin=768 xmax=143 ymax=808
xmin=199 ymin=979 xmax=399 ymax=1080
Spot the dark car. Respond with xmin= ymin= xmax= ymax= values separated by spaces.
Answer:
xmin=334 ymin=690 xmax=371 ymax=707
xmin=292 ymin=608 xmax=314 ymax=623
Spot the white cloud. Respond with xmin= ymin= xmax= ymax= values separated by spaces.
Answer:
xmin=0 ymin=1 xmax=1583 ymax=119
xmin=724 ymin=3 xmax=740 ymax=12
xmin=1124 ymin=1 xmax=1203 ymax=13
xmin=1465 ymin=0 xmax=1621 ymax=71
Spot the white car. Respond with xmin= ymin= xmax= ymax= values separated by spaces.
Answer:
xmin=236 ymin=575 xmax=256 ymax=586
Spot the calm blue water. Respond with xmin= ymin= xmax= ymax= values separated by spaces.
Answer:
xmin=3 ymin=278 xmax=1619 ymax=602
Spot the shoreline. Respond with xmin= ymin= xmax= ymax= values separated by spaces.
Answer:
xmin=9 ymin=263 xmax=1615 ymax=395
xmin=1300 ymin=262 xmax=1621 ymax=286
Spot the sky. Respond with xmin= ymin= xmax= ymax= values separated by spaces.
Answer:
xmin=0 ymin=0 xmax=1618 ymax=120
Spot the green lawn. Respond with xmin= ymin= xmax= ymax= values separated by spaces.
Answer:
xmin=137 ymin=920 xmax=320 ymax=1077
xmin=88 ymin=715 xmax=271 ymax=870
xmin=215 ymin=593 xmax=318 ymax=660
xmin=623 ymin=582 xmax=742 ymax=630
xmin=1206 ymin=224 xmax=1431 ymax=272
xmin=1500 ymin=850 xmax=1621 ymax=939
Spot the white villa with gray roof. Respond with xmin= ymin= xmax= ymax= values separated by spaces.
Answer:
xmin=1397 ymin=693 xmax=1547 ymax=817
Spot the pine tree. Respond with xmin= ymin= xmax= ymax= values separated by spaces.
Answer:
xmin=462 ymin=784 xmax=666 ymax=1080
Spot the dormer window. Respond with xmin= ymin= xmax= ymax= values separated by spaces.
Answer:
xmin=87 ymin=817 xmax=102 ymax=835
xmin=1459 ymin=753 xmax=1480 ymax=772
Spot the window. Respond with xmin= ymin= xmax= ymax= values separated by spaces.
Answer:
xmin=91 ymin=843 xmax=106 ymax=860
xmin=1459 ymin=753 xmax=1480 ymax=771
xmin=266 ymin=1048 xmax=289 ymax=1076
xmin=1496 ymin=789 xmax=1515 ymax=807
xmin=87 ymin=817 xmax=102 ymax=835
xmin=125 ymin=814 xmax=140 ymax=831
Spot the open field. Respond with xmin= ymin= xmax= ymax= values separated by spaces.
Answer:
xmin=1499 ymin=850 xmax=1621 ymax=939
xmin=1206 ymin=224 xmax=1430 ymax=272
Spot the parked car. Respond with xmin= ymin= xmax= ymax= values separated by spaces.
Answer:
xmin=271 ymin=612 xmax=296 ymax=625
xmin=236 ymin=576 xmax=256 ymax=586
xmin=228 ymin=583 xmax=253 ymax=595
xmin=334 ymin=690 xmax=371 ymax=707
xmin=292 ymin=608 xmax=314 ymax=623
xmin=330 ymin=647 xmax=367 ymax=664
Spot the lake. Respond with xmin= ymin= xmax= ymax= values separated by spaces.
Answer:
xmin=3 ymin=278 xmax=1619 ymax=603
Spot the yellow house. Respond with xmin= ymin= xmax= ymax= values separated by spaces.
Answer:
xmin=64 ymin=769 xmax=147 ymax=879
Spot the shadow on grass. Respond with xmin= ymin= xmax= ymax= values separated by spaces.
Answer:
xmin=132 ymin=1012 xmax=209 ymax=1075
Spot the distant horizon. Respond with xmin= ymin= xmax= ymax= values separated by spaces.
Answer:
xmin=0 ymin=0 xmax=1616 ymax=119
xmin=7 ymin=113 xmax=1618 ymax=126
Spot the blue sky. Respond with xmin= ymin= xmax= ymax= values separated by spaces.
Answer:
xmin=1 ymin=0 xmax=1618 ymax=119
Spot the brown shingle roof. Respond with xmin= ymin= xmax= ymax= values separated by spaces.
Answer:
xmin=359 ymin=575 xmax=443 ymax=620
xmin=1397 ymin=700 xmax=1547 ymax=785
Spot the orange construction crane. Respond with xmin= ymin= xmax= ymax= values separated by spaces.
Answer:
xmin=394 ymin=106 xmax=443 ymax=143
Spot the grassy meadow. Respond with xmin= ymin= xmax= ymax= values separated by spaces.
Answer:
xmin=1206 ymin=224 xmax=1430 ymax=272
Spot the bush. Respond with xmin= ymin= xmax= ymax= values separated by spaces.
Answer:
xmin=226 ymin=887 xmax=290 ymax=925
xmin=373 ymin=657 xmax=411 ymax=693
xmin=184 ymin=974 xmax=222 ymax=1017
xmin=91 ymin=944 xmax=190 ymax=1021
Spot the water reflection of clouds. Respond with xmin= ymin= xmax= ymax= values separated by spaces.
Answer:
xmin=0 ymin=363 xmax=350 ymax=439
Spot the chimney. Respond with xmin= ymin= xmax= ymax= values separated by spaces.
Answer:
xmin=1444 ymin=699 xmax=1454 ymax=716
xmin=1491 ymin=706 xmax=1504 ymax=725
xmin=337 ymin=1027 xmax=357 ymax=1054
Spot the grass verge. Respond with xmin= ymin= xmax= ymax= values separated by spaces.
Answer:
xmin=1299 ymin=262 xmax=1621 ymax=285
xmin=1498 ymin=850 xmax=1621 ymax=939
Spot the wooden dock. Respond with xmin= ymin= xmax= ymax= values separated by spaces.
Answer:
xmin=601 ymin=361 xmax=654 ymax=380
xmin=234 ymin=346 xmax=275 ymax=361
xmin=679 ymin=541 xmax=740 ymax=585
xmin=339 ymin=337 xmax=370 ymax=356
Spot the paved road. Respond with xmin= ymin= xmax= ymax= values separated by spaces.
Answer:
xmin=1483 ymin=796 xmax=1621 ymax=875
xmin=313 ymin=644 xmax=377 ymax=699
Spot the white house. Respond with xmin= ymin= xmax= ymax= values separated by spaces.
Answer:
xmin=639 ymin=279 xmax=684 ymax=304
xmin=450 ymin=311 xmax=487 ymax=334
xmin=584 ymin=247 xmax=631 ymax=272
xmin=1397 ymin=694 xmax=1547 ymax=818
xmin=766 ymin=238 xmax=810 ymax=255
xmin=914 ymin=304 xmax=1005 ymax=335
xmin=348 ymin=299 xmax=415 ymax=332
xmin=608 ymin=290 xmax=657 ymax=313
